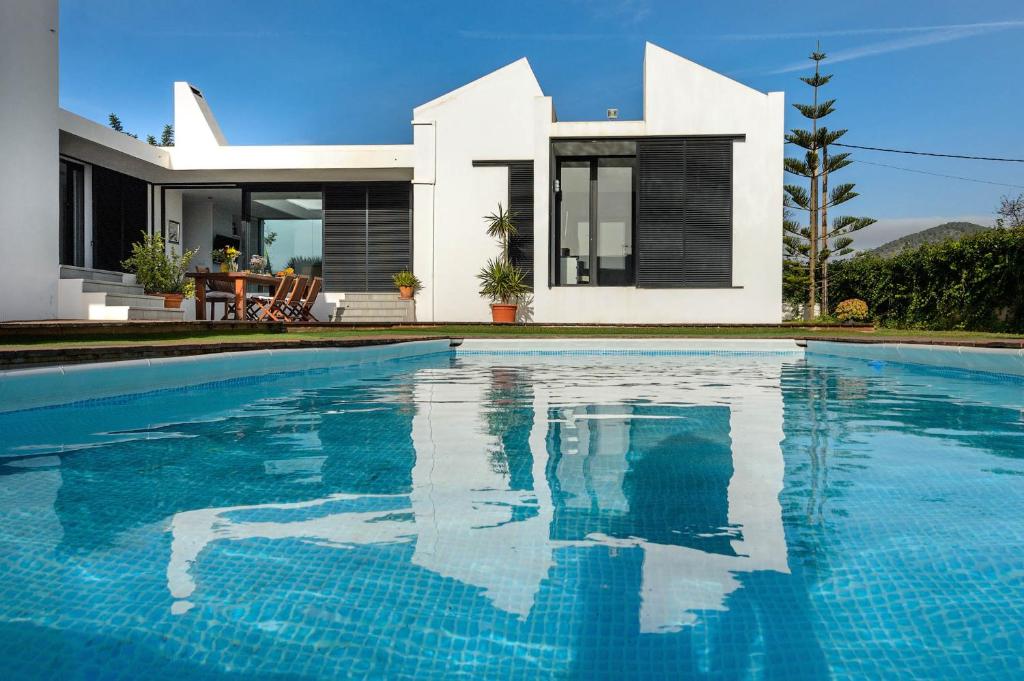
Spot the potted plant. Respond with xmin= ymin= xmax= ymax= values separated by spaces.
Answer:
xmin=392 ymin=270 xmax=422 ymax=300
xmin=477 ymin=257 xmax=528 ymax=323
xmin=121 ymin=232 xmax=197 ymax=309
xmin=478 ymin=203 xmax=531 ymax=323
xmin=212 ymin=246 xmax=240 ymax=272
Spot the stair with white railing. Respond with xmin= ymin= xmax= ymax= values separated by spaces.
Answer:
xmin=331 ymin=292 xmax=415 ymax=324
xmin=58 ymin=266 xmax=185 ymax=321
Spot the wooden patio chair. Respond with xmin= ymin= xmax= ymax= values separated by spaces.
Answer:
xmin=275 ymin=276 xmax=308 ymax=321
xmin=286 ymin=276 xmax=322 ymax=322
xmin=196 ymin=266 xmax=235 ymax=320
xmin=246 ymin=275 xmax=294 ymax=321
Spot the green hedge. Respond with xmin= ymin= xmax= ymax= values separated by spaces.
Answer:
xmin=829 ymin=227 xmax=1024 ymax=332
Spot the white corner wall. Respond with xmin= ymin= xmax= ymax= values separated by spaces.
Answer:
xmin=413 ymin=59 xmax=544 ymax=322
xmin=416 ymin=44 xmax=783 ymax=324
xmin=0 ymin=0 xmax=60 ymax=320
xmin=530 ymin=43 xmax=784 ymax=323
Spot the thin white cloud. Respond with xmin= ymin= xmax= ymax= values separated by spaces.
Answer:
xmin=457 ymin=30 xmax=631 ymax=42
xmin=722 ymin=20 xmax=1024 ymax=41
xmin=768 ymin=21 xmax=1022 ymax=74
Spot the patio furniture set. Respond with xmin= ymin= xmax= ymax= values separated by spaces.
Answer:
xmin=190 ymin=269 xmax=321 ymax=322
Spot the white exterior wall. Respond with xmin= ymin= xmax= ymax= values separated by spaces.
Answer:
xmin=413 ymin=43 xmax=783 ymax=323
xmin=529 ymin=44 xmax=783 ymax=323
xmin=412 ymin=60 xmax=544 ymax=322
xmin=0 ymin=0 xmax=60 ymax=320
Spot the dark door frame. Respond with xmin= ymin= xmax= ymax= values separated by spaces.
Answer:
xmin=553 ymin=155 xmax=636 ymax=287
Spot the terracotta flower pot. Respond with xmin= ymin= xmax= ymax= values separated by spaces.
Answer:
xmin=399 ymin=286 xmax=414 ymax=300
xmin=161 ymin=293 xmax=184 ymax=309
xmin=490 ymin=303 xmax=517 ymax=324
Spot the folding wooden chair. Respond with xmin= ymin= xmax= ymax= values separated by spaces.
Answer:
xmin=275 ymin=276 xmax=308 ymax=321
xmin=246 ymin=275 xmax=294 ymax=321
xmin=289 ymin=276 xmax=322 ymax=322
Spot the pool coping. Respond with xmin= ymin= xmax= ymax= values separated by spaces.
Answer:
xmin=0 ymin=339 xmax=455 ymax=414
xmin=0 ymin=335 xmax=453 ymax=369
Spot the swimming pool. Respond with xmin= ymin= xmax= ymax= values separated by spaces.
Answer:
xmin=0 ymin=341 xmax=1022 ymax=679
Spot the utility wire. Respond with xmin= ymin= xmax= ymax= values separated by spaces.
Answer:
xmin=833 ymin=142 xmax=1024 ymax=163
xmin=851 ymin=159 xmax=1024 ymax=190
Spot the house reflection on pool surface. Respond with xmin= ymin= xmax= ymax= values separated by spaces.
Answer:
xmin=166 ymin=357 xmax=790 ymax=636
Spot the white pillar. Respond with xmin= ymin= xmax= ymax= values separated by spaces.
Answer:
xmin=0 ymin=0 xmax=60 ymax=320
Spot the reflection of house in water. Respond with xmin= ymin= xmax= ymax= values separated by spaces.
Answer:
xmin=166 ymin=357 xmax=790 ymax=636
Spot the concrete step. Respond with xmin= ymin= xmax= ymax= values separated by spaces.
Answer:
xmin=126 ymin=306 xmax=185 ymax=321
xmin=59 ymin=265 xmax=125 ymax=283
xmin=104 ymin=293 xmax=168 ymax=309
xmin=339 ymin=301 xmax=413 ymax=311
xmin=340 ymin=292 xmax=410 ymax=303
xmin=335 ymin=317 xmax=407 ymax=324
xmin=82 ymin=280 xmax=147 ymax=296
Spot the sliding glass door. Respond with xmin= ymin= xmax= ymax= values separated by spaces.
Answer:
xmin=59 ymin=160 xmax=85 ymax=267
xmin=555 ymin=157 xmax=635 ymax=286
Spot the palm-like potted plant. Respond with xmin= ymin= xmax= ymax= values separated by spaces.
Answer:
xmin=392 ymin=270 xmax=422 ymax=300
xmin=121 ymin=232 xmax=197 ymax=309
xmin=478 ymin=203 xmax=530 ymax=323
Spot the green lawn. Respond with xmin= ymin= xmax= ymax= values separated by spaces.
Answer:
xmin=1 ymin=324 xmax=1021 ymax=350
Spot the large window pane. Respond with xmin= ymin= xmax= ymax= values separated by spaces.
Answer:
xmin=558 ymin=162 xmax=590 ymax=285
xmin=596 ymin=159 xmax=634 ymax=285
xmin=249 ymin=191 xmax=323 ymax=276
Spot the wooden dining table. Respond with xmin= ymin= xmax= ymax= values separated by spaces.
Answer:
xmin=187 ymin=271 xmax=281 ymax=321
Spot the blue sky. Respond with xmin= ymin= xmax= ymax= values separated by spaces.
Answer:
xmin=60 ymin=0 xmax=1024 ymax=247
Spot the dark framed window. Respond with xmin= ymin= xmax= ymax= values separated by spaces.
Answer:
xmin=59 ymin=159 xmax=85 ymax=267
xmin=554 ymin=155 xmax=636 ymax=286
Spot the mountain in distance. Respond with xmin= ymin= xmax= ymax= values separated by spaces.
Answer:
xmin=863 ymin=221 xmax=991 ymax=258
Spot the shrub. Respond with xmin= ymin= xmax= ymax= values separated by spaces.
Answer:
xmin=829 ymin=227 xmax=1024 ymax=332
xmin=477 ymin=258 xmax=529 ymax=305
xmin=392 ymin=269 xmax=422 ymax=292
xmin=834 ymin=298 xmax=869 ymax=322
xmin=121 ymin=232 xmax=197 ymax=297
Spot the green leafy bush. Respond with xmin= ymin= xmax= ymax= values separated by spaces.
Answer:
xmin=392 ymin=269 xmax=422 ymax=292
xmin=829 ymin=227 xmax=1024 ymax=331
xmin=121 ymin=232 xmax=197 ymax=297
xmin=834 ymin=298 xmax=869 ymax=322
xmin=477 ymin=258 xmax=529 ymax=304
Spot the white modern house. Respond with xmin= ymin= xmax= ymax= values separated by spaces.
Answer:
xmin=1 ymin=0 xmax=783 ymax=324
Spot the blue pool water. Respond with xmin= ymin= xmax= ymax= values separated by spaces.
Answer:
xmin=0 ymin=349 xmax=1022 ymax=679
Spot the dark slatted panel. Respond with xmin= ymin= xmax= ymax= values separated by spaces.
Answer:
xmin=323 ymin=182 xmax=412 ymax=293
xmin=367 ymin=182 xmax=412 ymax=292
xmin=636 ymin=139 xmax=687 ymax=288
xmin=636 ymin=137 xmax=733 ymax=288
xmin=323 ymin=184 xmax=367 ymax=292
xmin=683 ymin=139 xmax=733 ymax=287
xmin=508 ymin=162 xmax=534 ymax=286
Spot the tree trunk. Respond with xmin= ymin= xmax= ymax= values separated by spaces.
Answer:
xmin=820 ymin=146 xmax=829 ymax=315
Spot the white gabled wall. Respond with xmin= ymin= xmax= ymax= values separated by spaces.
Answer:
xmin=412 ymin=59 xmax=544 ymax=322
xmin=0 ymin=0 xmax=60 ymax=320
xmin=415 ymin=43 xmax=783 ymax=324
xmin=529 ymin=43 xmax=784 ymax=323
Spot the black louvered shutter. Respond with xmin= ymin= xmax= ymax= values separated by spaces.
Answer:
xmin=323 ymin=182 xmax=411 ymax=292
xmin=367 ymin=183 xmax=412 ymax=292
xmin=683 ymin=139 xmax=732 ymax=287
xmin=636 ymin=139 xmax=687 ymax=287
xmin=323 ymin=184 xmax=367 ymax=292
xmin=508 ymin=162 xmax=534 ymax=286
xmin=636 ymin=138 xmax=732 ymax=288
